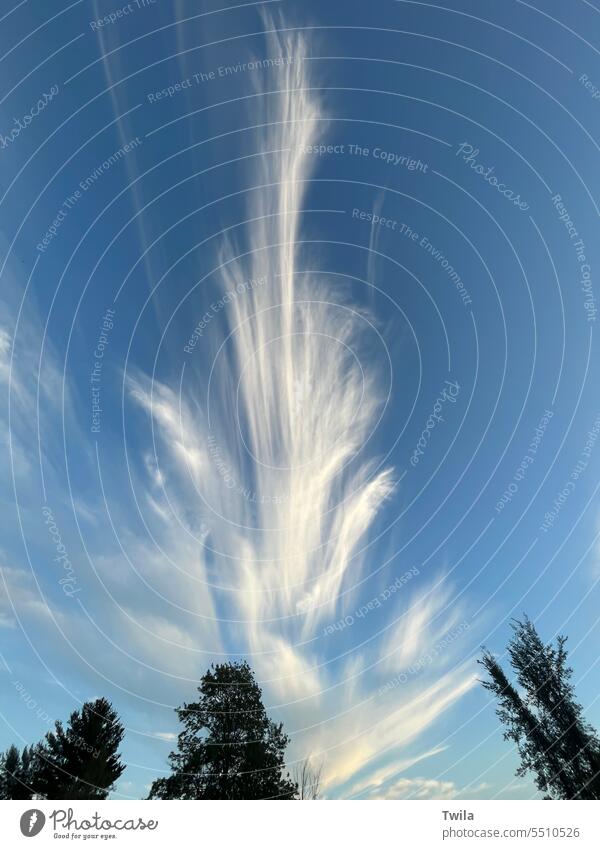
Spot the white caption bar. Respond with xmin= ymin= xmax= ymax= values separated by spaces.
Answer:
xmin=0 ymin=800 xmax=598 ymax=847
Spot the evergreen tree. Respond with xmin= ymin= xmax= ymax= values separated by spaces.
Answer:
xmin=480 ymin=617 xmax=600 ymax=799
xmin=148 ymin=661 xmax=297 ymax=799
xmin=34 ymin=697 xmax=125 ymax=799
xmin=0 ymin=744 xmax=34 ymax=799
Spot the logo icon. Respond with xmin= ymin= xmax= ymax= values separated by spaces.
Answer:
xmin=19 ymin=809 xmax=46 ymax=837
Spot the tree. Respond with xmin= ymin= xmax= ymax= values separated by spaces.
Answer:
xmin=148 ymin=661 xmax=298 ymax=799
xmin=0 ymin=744 xmax=34 ymax=800
xmin=293 ymin=756 xmax=323 ymax=799
xmin=480 ymin=617 xmax=600 ymax=799
xmin=33 ymin=697 xmax=125 ymax=799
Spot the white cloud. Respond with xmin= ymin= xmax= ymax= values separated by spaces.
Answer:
xmin=0 ymin=565 xmax=53 ymax=628
xmin=121 ymin=24 xmax=477 ymax=797
xmin=149 ymin=732 xmax=177 ymax=743
xmin=369 ymin=777 xmax=459 ymax=800
xmin=380 ymin=579 xmax=468 ymax=674
xmin=0 ymin=24 xmax=478 ymax=799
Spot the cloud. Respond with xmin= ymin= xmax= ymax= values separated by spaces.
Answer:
xmin=379 ymin=579 xmax=468 ymax=674
xmin=0 ymin=22 xmax=477 ymax=799
xmin=124 ymin=22 xmax=477 ymax=796
xmin=346 ymin=745 xmax=448 ymax=797
xmin=124 ymin=24 xmax=475 ymax=797
xmin=149 ymin=732 xmax=177 ymax=743
xmin=317 ymin=665 xmax=477 ymax=795
xmin=368 ymin=777 xmax=459 ymax=800
xmin=0 ymin=565 xmax=53 ymax=629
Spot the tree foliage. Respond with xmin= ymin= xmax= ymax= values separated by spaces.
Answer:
xmin=0 ymin=744 xmax=35 ymax=800
xmin=480 ymin=617 xmax=600 ymax=799
xmin=148 ymin=661 xmax=298 ymax=800
xmin=0 ymin=698 xmax=125 ymax=800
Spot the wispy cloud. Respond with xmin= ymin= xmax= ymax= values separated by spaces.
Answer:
xmin=126 ymin=22 xmax=476 ymax=795
xmin=0 ymin=20 xmax=476 ymax=799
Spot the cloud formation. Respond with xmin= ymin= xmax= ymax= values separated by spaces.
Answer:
xmin=125 ymin=23 xmax=477 ymax=794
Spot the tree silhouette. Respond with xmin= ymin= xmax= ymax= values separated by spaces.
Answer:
xmin=33 ymin=697 xmax=126 ymax=799
xmin=148 ymin=661 xmax=298 ymax=799
xmin=480 ymin=617 xmax=600 ymax=799
xmin=0 ymin=698 xmax=126 ymax=800
xmin=293 ymin=756 xmax=323 ymax=799
xmin=0 ymin=744 xmax=34 ymax=800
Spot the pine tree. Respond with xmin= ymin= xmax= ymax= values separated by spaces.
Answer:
xmin=34 ymin=697 xmax=125 ymax=799
xmin=480 ymin=617 xmax=600 ymax=799
xmin=148 ymin=661 xmax=298 ymax=799
xmin=0 ymin=744 xmax=34 ymax=799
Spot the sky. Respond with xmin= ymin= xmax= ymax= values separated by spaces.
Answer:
xmin=1 ymin=0 xmax=600 ymax=801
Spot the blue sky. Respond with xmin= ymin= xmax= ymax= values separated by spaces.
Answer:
xmin=1 ymin=0 xmax=600 ymax=800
